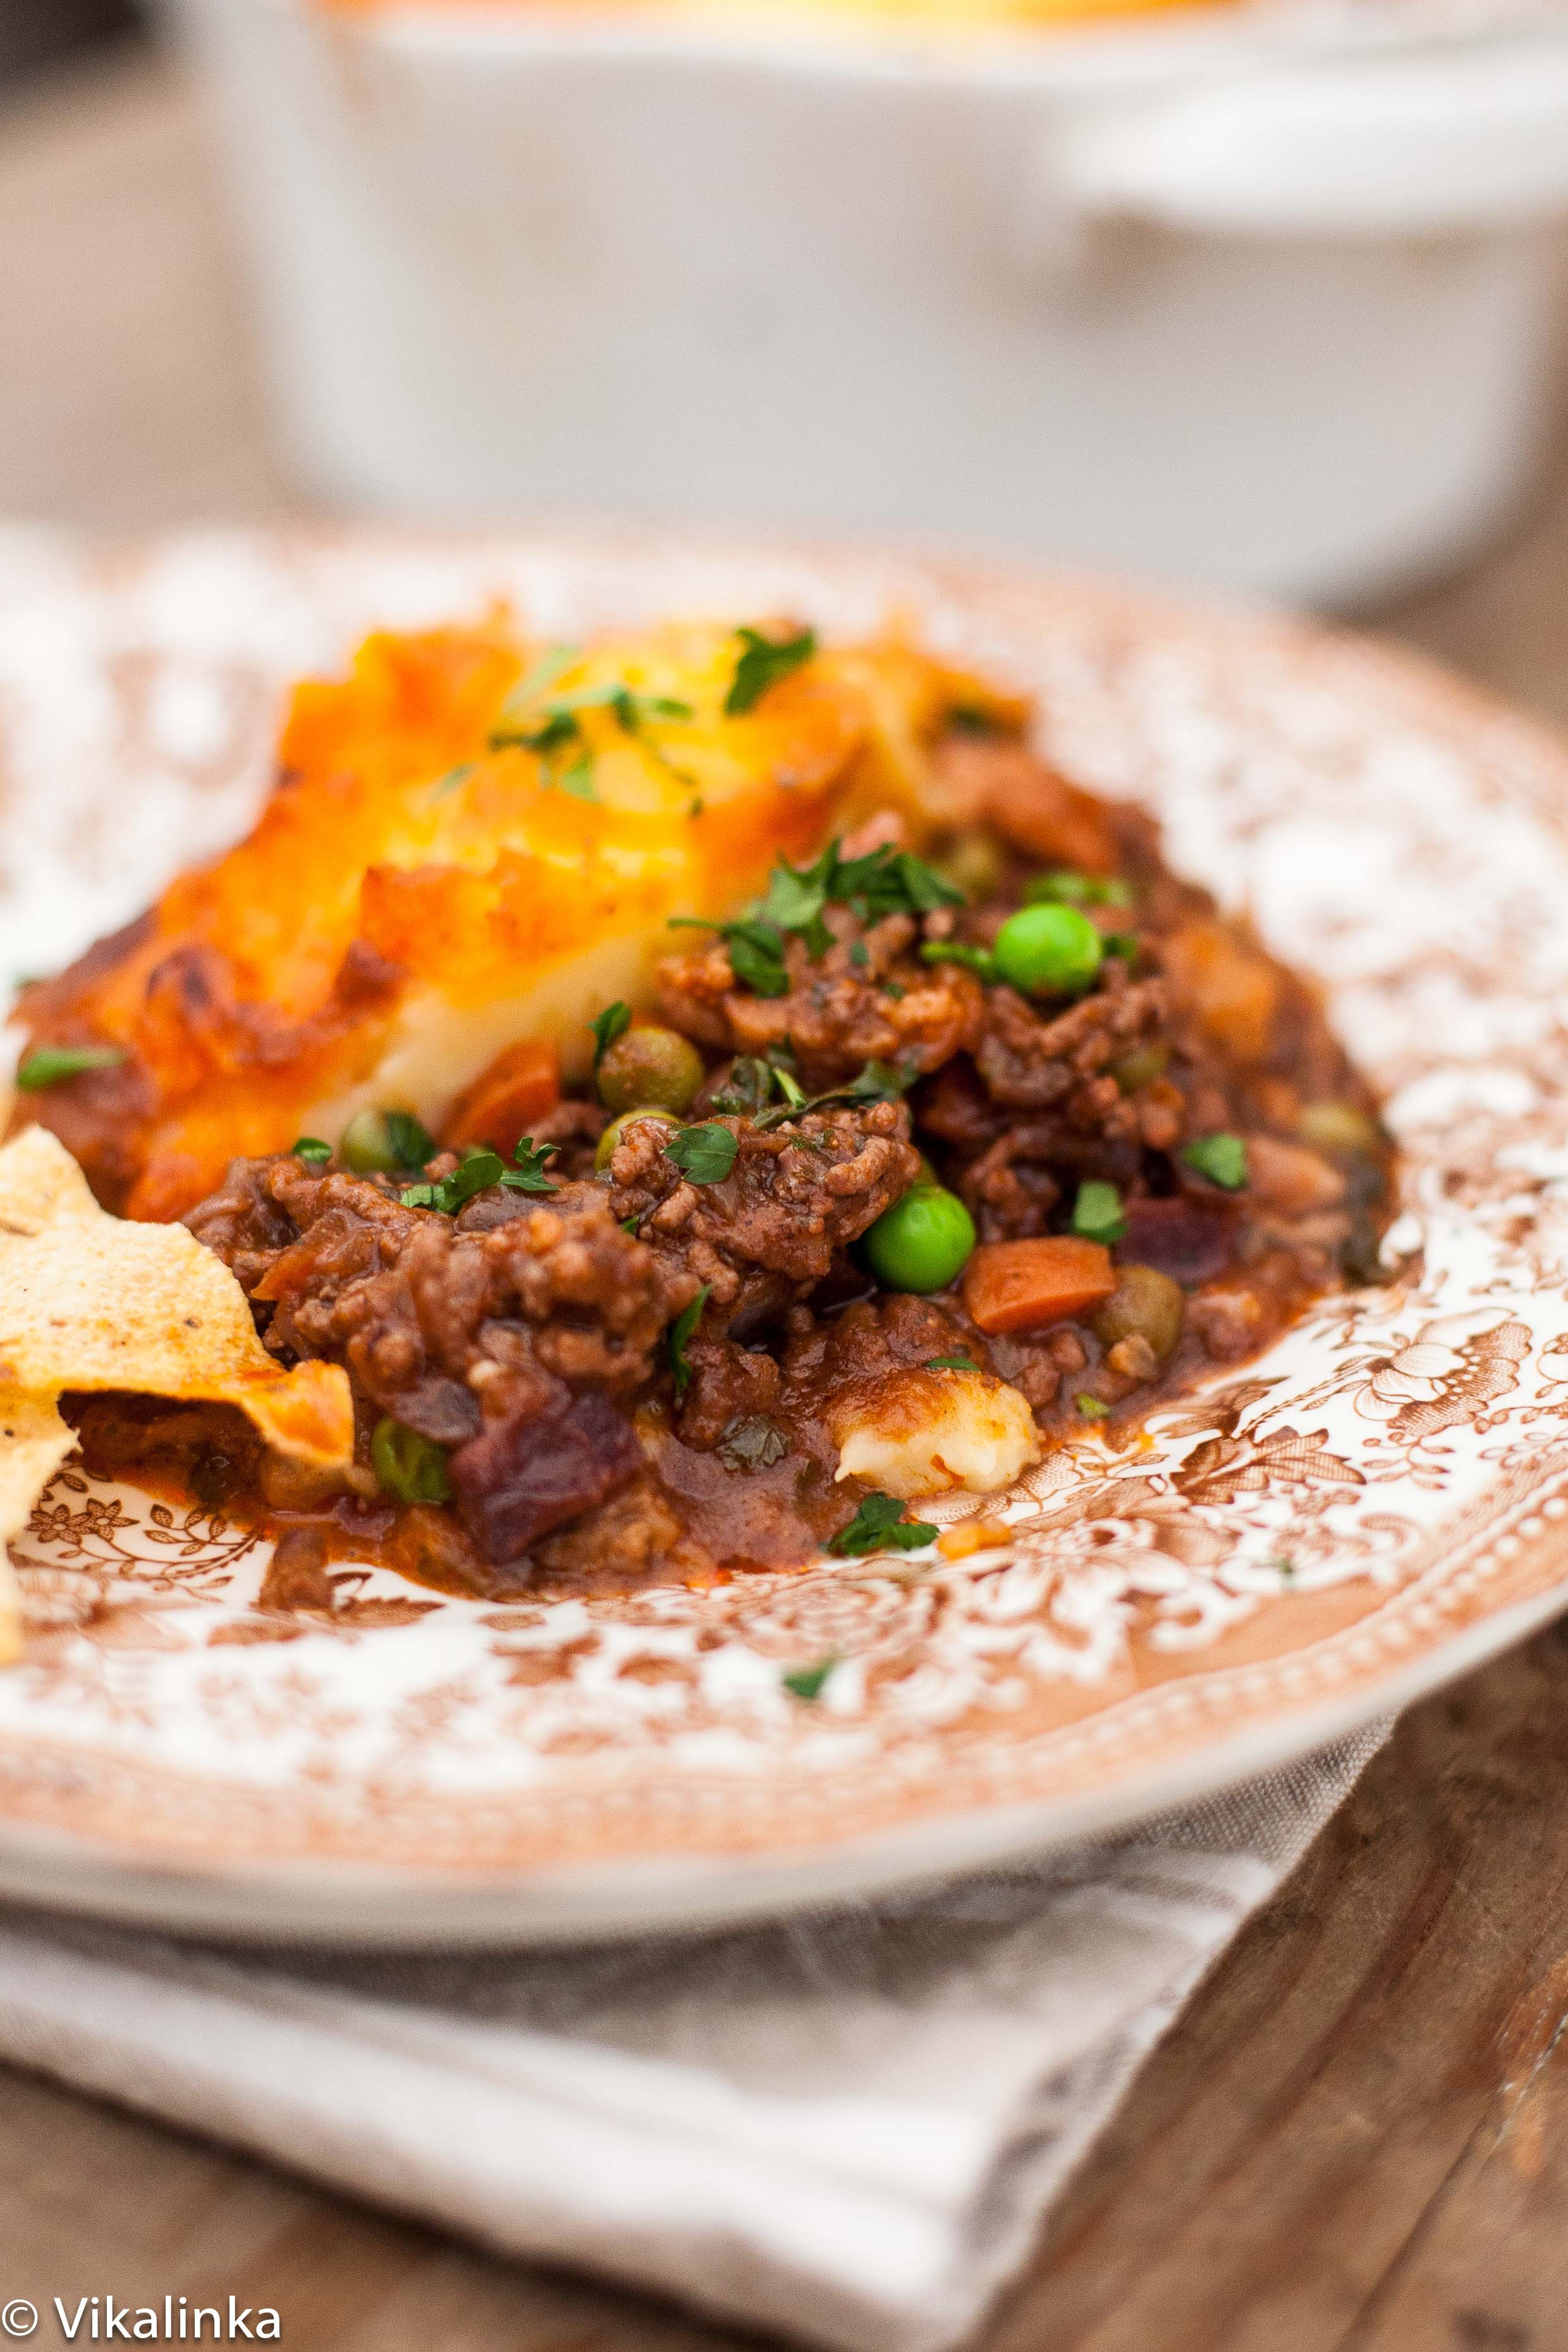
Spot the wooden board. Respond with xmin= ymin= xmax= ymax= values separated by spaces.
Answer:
xmin=4 ymin=37 xmax=1568 ymax=2349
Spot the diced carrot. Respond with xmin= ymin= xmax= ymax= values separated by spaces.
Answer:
xmin=1160 ymin=919 xmax=1281 ymax=1065
xmin=443 ymin=1039 xmax=560 ymax=1157
xmin=961 ymin=1237 xmax=1117 ymax=1335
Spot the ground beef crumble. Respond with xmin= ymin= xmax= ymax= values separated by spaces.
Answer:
xmin=142 ymin=722 xmax=1395 ymax=1597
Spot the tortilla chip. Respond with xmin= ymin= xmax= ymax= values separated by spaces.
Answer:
xmin=0 ymin=1128 xmax=355 ymax=1654
xmin=0 ymin=1387 xmax=74 ymax=1665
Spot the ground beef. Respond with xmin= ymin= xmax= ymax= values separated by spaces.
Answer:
xmin=604 ymin=1098 xmax=922 ymax=1337
xmin=161 ymin=725 xmax=1393 ymax=1595
xmin=186 ymin=1157 xmax=697 ymax=1564
xmin=657 ymin=907 xmax=983 ymax=1093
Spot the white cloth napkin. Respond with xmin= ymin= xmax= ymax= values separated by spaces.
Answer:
xmin=0 ymin=1722 xmax=1387 ymax=2352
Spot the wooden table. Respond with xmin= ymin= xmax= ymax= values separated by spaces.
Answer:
xmin=6 ymin=39 xmax=1568 ymax=2352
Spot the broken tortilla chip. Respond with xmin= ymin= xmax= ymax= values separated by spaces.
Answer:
xmin=0 ymin=1387 xmax=75 ymax=1665
xmin=0 ymin=1127 xmax=355 ymax=1652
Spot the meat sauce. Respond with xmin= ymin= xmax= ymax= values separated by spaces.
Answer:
xmin=61 ymin=722 xmax=1395 ymax=1600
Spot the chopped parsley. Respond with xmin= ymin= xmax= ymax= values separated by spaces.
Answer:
xmin=383 ymin=1110 xmax=437 ymax=1169
xmin=725 ymin=625 xmax=817 ymax=716
xmin=1182 ymin=1133 xmax=1249 ymax=1190
xmin=666 ymin=1123 xmax=740 ymax=1184
xmin=781 ymin=1657 xmax=838 ymax=1703
xmin=494 ymin=644 xmax=580 ymax=725
xmin=429 ymin=762 xmax=475 ymax=801
xmin=920 ymin=941 xmax=996 ymax=979
xmin=1025 ymin=871 xmax=1134 ymax=909
xmin=489 ymin=663 xmax=694 ymax=793
xmin=829 ymin=1491 xmax=938 ymax=1557
xmin=762 ymin=838 xmax=963 ymax=945
xmin=1102 ymin=933 xmax=1139 ymax=963
xmin=883 ymin=979 xmax=907 ymax=1003
xmin=15 ymin=1044 xmax=126 ymax=1091
xmin=667 ymin=842 xmax=962 ymax=1003
xmin=948 ymin=703 xmax=1003 ymax=737
xmin=590 ymin=1001 xmax=632 ymax=1067
xmin=926 ymin=1354 xmax=980 ymax=1373
xmin=558 ymin=755 xmax=598 ymax=802
xmin=753 ymin=1057 xmax=915 ymax=1132
xmin=668 ymin=914 xmax=790 ymax=999
xmin=708 ymin=1056 xmax=776 ymax=1117
xmin=401 ymin=1146 xmax=505 ymax=1214
xmin=669 ymin=1284 xmax=711 ymax=1398
xmin=290 ymin=1137 xmax=333 ymax=1165
xmin=1077 ymin=1395 xmax=1111 ymax=1422
xmin=848 ymin=941 xmax=869 ymax=969
xmin=502 ymin=1138 xmax=561 ymax=1194
xmin=1070 ymin=1179 xmax=1127 ymax=1246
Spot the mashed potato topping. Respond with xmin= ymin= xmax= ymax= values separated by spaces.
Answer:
xmin=11 ymin=618 xmax=1005 ymax=1222
xmin=831 ymin=1364 xmax=1041 ymax=1498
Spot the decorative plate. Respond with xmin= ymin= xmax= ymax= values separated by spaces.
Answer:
xmin=3 ymin=525 xmax=1567 ymax=1946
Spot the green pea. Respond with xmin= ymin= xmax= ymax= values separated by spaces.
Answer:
xmin=1297 ymin=1100 xmax=1380 ymax=1158
xmin=597 ymin=1026 xmax=706 ymax=1117
xmin=991 ymin=903 xmax=1103 ymax=996
xmin=863 ymin=1184 xmax=976 ymax=1294
xmin=341 ymin=1106 xmax=435 ymax=1175
xmin=1110 ymin=1041 xmax=1169 ymax=1094
xmin=371 ymin=1417 xmax=452 ymax=1505
xmin=1091 ymin=1265 xmax=1185 ymax=1368
xmin=595 ymin=1107 xmax=680 ymax=1173
xmin=932 ymin=831 xmax=1006 ymax=902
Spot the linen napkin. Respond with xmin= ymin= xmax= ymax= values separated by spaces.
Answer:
xmin=0 ymin=1721 xmax=1387 ymax=2352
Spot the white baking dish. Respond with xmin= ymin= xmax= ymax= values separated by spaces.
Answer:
xmin=169 ymin=0 xmax=1568 ymax=599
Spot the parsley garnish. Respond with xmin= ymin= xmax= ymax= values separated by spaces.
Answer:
xmin=1077 ymin=1395 xmax=1110 ymax=1422
xmin=781 ymin=1657 xmax=838 ymax=1703
xmin=926 ymin=1354 xmax=979 ymax=1373
xmin=762 ymin=838 xmax=962 ymax=945
xmin=401 ymin=1146 xmax=505 ymax=1214
xmin=752 ymin=1057 xmax=915 ymax=1132
xmin=721 ymin=919 xmax=790 ymax=998
xmin=920 ymin=941 xmax=996 ymax=979
xmin=15 ymin=1044 xmax=126 ymax=1091
xmin=501 ymin=1137 xmax=561 ymax=1194
xmin=1025 ymin=871 xmax=1133 ymax=909
xmin=669 ymin=1283 xmax=711 ymax=1398
xmin=709 ymin=1055 xmax=809 ymax=1118
xmin=709 ymin=1057 xmax=775 ymax=1117
xmin=291 ymin=1137 xmax=333 ymax=1165
xmin=1103 ymin=933 xmax=1139 ymax=963
xmin=429 ymin=762 xmax=475 ymax=801
xmin=665 ymin=1124 xmax=740 ymax=1184
xmin=1070 ymin=1179 xmax=1127 ymax=1245
xmin=590 ymin=1001 xmax=632 ymax=1067
xmin=495 ymin=644 xmax=580 ymax=723
xmin=1182 ymin=1133 xmax=1249 ymax=1190
xmin=830 ymin=1491 xmax=938 ymax=1557
xmin=489 ymin=664 xmax=694 ymax=792
xmin=383 ymin=1110 xmax=437 ymax=1169
xmin=668 ymin=915 xmax=790 ymax=999
xmin=725 ymin=625 xmax=817 ymax=716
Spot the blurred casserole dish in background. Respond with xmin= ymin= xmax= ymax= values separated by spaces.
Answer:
xmin=168 ymin=0 xmax=1568 ymax=599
